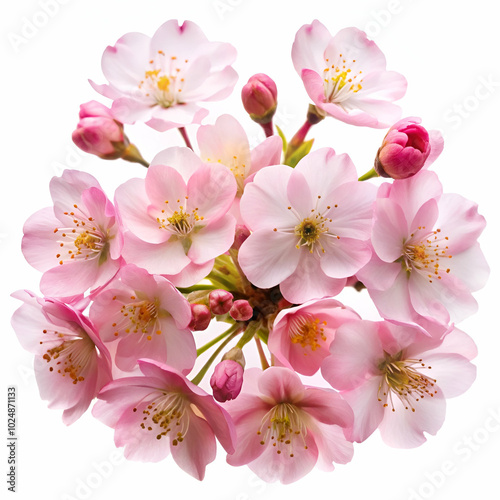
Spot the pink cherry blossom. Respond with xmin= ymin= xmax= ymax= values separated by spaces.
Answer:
xmin=239 ymin=148 xmax=376 ymax=303
xmin=322 ymin=320 xmax=477 ymax=448
xmin=292 ymin=20 xmax=407 ymax=128
xmin=89 ymin=264 xmax=195 ymax=373
xmin=197 ymin=114 xmax=282 ymax=219
xmin=115 ymin=146 xmax=237 ymax=287
xmin=225 ymin=367 xmax=354 ymax=484
xmin=22 ymin=170 xmax=123 ymax=298
xmin=11 ymin=290 xmax=112 ymax=425
xmin=269 ymin=297 xmax=360 ymax=376
xmin=357 ymin=170 xmax=489 ymax=324
xmin=374 ymin=117 xmax=444 ymax=179
xmin=91 ymin=20 xmax=238 ymax=132
xmin=93 ymin=359 xmax=236 ymax=480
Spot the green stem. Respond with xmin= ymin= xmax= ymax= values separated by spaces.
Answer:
xmin=236 ymin=321 xmax=260 ymax=349
xmin=358 ymin=167 xmax=379 ymax=181
xmin=191 ymin=324 xmax=242 ymax=385
xmin=177 ymin=284 xmax=218 ymax=294
xmin=196 ymin=325 xmax=238 ymax=357
xmin=207 ymin=270 xmax=237 ymax=291
xmin=254 ymin=336 xmax=270 ymax=370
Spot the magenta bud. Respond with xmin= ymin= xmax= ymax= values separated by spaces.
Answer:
xmin=231 ymin=225 xmax=251 ymax=251
xmin=241 ymin=73 xmax=277 ymax=124
xmin=72 ymin=101 xmax=126 ymax=159
xmin=188 ymin=303 xmax=211 ymax=331
xmin=209 ymin=290 xmax=234 ymax=315
xmin=210 ymin=360 xmax=244 ymax=402
xmin=374 ymin=117 xmax=432 ymax=180
xmin=229 ymin=300 xmax=253 ymax=322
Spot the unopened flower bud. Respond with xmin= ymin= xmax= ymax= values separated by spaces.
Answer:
xmin=188 ymin=303 xmax=211 ymax=331
xmin=374 ymin=117 xmax=433 ymax=180
xmin=241 ymin=73 xmax=277 ymax=125
xmin=232 ymin=225 xmax=251 ymax=250
xmin=229 ymin=300 xmax=253 ymax=321
xmin=209 ymin=290 xmax=234 ymax=315
xmin=210 ymin=360 xmax=244 ymax=402
xmin=72 ymin=101 xmax=127 ymax=159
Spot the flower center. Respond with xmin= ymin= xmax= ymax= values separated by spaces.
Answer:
xmin=403 ymin=227 xmax=452 ymax=283
xmin=377 ymin=351 xmax=437 ymax=412
xmin=257 ymin=403 xmax=308 ymax=458
xmin=294 ymin=214 xmax=331 ymax=253
xmin=323 ymin=54 xmax=363 ymax=104
xmin=135 ymin=393 xmax=189 ymax=444
xmin=157 ymin=198 xmax=204 ymax=241
xmin=288 ymin=314 xmax=327 ymax=353
xmin=111 ymin=296 xmax=162 ymax=341
xmin=40 ymin=329 xmax=95 ymax=384
xmin=138 ymin=53 xmax=189 ymax=108
xmin=53 ymin=204 xmax=107 ymax=266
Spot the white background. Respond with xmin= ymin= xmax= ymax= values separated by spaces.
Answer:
xmin=2 ymin=0 xmax=499 ymax=499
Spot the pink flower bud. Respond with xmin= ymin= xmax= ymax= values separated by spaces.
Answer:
xmin=209 ymin=290 xmax=234 ymax=315
xmin=374 ymin=117 xmax=432 ymax=180
xmin=229 ymin=300 xmax=253 ymax=322
xmin=72 ymin=101 xmax=126 ymax=159
xmin=210 ymin=360 xmax=244 ymax=402
xmin=231 ymin=225 xmax=251 ymax=251
xmin=188 ymin=303 xmax=211 ymax=331
xmin=241 ymin=73 xmax=277 ymax=124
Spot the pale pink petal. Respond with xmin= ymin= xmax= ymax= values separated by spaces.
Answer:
xmin=292 ymin=20 xmax=333 ymax=74
xmin=325 ymin=181 xmax=376 ymax=239
xmin=369 ymin=271 xmax=420 ymax=323
xmin=115 ymin=178 xmax=168 ymax=244
xmin=146 ymin=104 xmax=208 ymax=132
xmin=170 ymin=413 xmax=216 ymax=480
xmin=355 ymin=71 xmax=407 ymax=100
xmin=238 ymin=229 xmax=300 ymax=289
xmin=313 ymin=423 xmax=354 ymax=471
xmin=319 ymin=237 xmax=372 ymax=279
xmin=418 ymin=353 xmax=476 ymax=398
xmin=435 ymin=193 xmax=486 ymax=254
xmin=150 ymin=20 xmax=208 ymax=59
xmin=187 ymin=164 xmax=236 ymax=222
xmin=299 ymin=388 xmax=354 ymax=427
xmin=162 ymin=259 xmax=214 ymax=288
xmin=122 ymin=232 xmax=190 ymax=275
xmin=294 ymin=149 xmax=357 ymax=200
xmin=372 ymin=199 xmax=408 ymax=262
xmin=281 ymin=251 xmax=346 ymax=303
xmin=144 ymin=165 xmax=187 ymax=212
xmin=287 ymin=170 xmax=313 ymax=217
xmin=301 ymin=68 xmax=327 ymax=107
xmin=160 ymin=318 xmax=196 ymax=374
xmin=341 ymin=377 xmax=385 ymax=443
xmin=322 ymin=320 xmax=381 ymax=391
xmin=187 ymin=215 xmax=236 ymax=264
xmin=258 ymin=367 xmax=305 ymax=403
xmin=445 ymin=242 xmax=489 ymax=292
xmin=431 ymin=327 xmax=478 ymax=360
xmin=409 ymin=271 xmax=477 ymax=324
xmin=115 ymin=330 xmax=168 ymax=372
xmin=226 ymin=398 xmax=272 ymax=467
xmin=149 ymin=146 xmax=203 ymax=182
xmin=101 ymin=32 xmax=151 ymax=90
xmin=239 ymin=165 xmax=296 ymax=230
xmin=248 ymin=135 xmax=283 ymax=176
xmin=425 ymin=130 xmax=444 ymax=167
xmin=389 ymin=170 xmax=443 ymax=224
xmin=378 ymin=391 xmax=446 ymax=448
xmin=356 ymin=253 xmax=401 ymax=290
xmin=248 ymin=431 xmax=318 ymax=484
xmin=111 ymin=97 xmax=154 ymax=124
xmin=40 ymin=259 xmax=100 ymax=297
xmin=344 ymin=97 xmax=403 ymax=128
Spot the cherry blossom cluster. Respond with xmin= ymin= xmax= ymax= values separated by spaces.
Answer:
xmin=12 ymin=19 xmax=488 ymax=483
